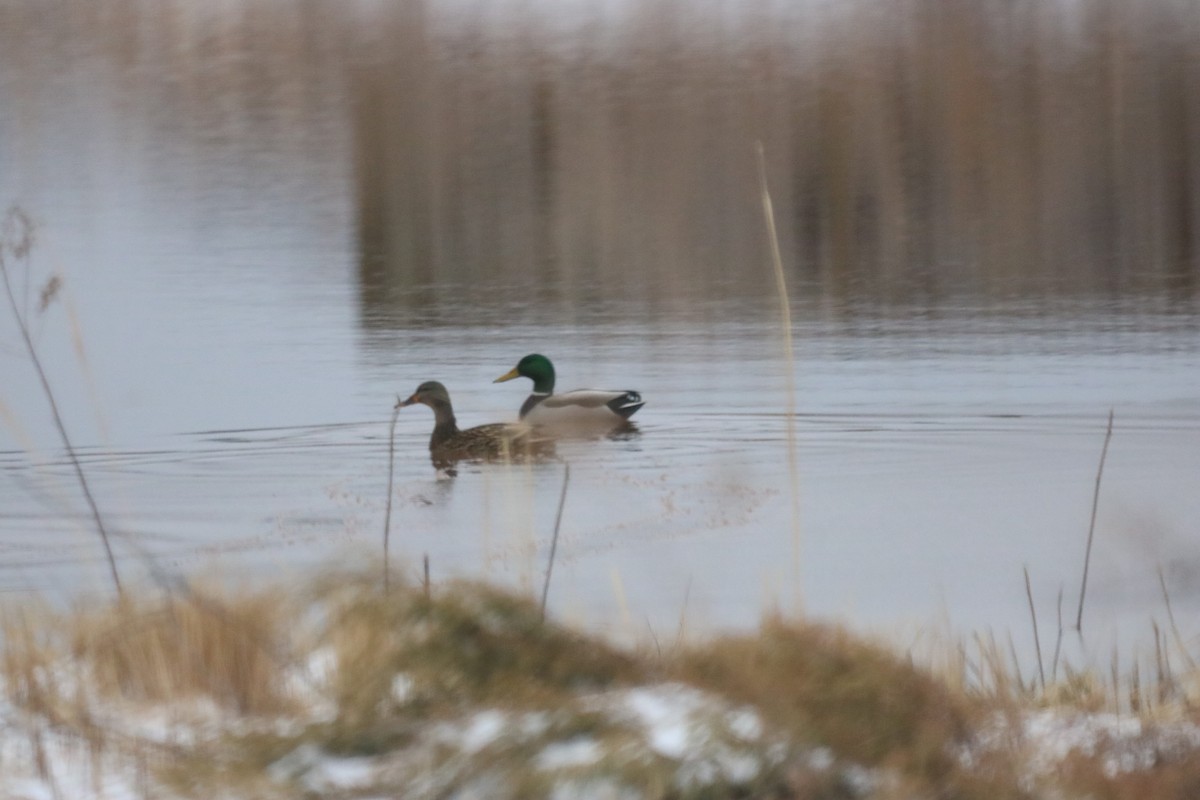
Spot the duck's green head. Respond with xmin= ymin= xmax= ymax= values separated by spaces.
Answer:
xmin=399 ymin=380 xmax=452 ymax=409
xmin=494 ymin=353 xmax=556 ymax=393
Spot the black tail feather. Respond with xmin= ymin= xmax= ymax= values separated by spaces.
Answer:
xmin=607 ymin=391 xmax=644 ymax=420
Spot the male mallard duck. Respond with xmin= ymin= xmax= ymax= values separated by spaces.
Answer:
xmin=398 ymin=381 xmax=553 ymax=471
xmin=493 ymin=354 xmax=644 ymax=425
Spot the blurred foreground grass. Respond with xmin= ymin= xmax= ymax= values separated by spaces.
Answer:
xmin=4 ymin=570 xmax=1200 ymax=799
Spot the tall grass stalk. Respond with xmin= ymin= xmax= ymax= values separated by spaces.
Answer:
xmin=0 ymin=209 xmax=122 ymax=597
xmin=1051 ymin=585 xmax=1065 ymax=683
xmin=674 ymin=576 xmax=692 ymax=648
xmin=1152 ymin=621 xmax=1170 ymax=704
xmin=382 ymin=401 xmax=401 ymax=591
xmin=610 ymin=567 xmax=633 ymax=635
xmin=1023 ymin=565 xmax=1045 ymax=691
xmin=1075 ymin=409 xmax=1114 ymax=635
xmin=756 ymin=143 xmax=803 ymax=613
xmin=540 ymin=461 xmax=570 ymax=620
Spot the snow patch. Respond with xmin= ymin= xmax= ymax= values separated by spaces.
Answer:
xmin=459 ymin=709 xmax=510 ymax=753
xmin=586 ymin=682 xmax=779 ymax=786
xmin=268 ymin=743 xmax=377 ymax=791
xmin=970 ymin=709 xmax=1200 ymax=780
xmin=537 ymin=737 xmax=604 ymax=769
xmin=390 ymin=673 xmax=414 ymax=704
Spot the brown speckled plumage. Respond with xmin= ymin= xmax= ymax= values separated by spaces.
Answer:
xmin=399 ymin=381 xmax=554 ymax=472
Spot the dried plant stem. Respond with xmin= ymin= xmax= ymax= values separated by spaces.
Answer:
xmin=1074 ymin=409 xmax=1114 ymax=634
xmin=1006 ymin=632 xmax=1024 ymax=693
xmin=1051 ymin=585 xmax=1065 ymax=683
xmin=383 ymin=402 xmax=401 ymax=592
xmin=674 ymin=575 xmax=693 ymax=648
xmin=0 ymin=237 xmax=122 ymax=597
xmin=1152 ymin=620 xmax=1170 ymax=705
xmin=540 ymin=461 xmax=570 ymax=620
xmin=1111 ymin=648 xmax=1121 ymax=712
xmin=756 ymin=141 xmax=802 ymax=611
xmin=1157 ymin=566 xmax=1198 ymax=672
xmin=1023 ymin=565 xmax=1045 ymax=691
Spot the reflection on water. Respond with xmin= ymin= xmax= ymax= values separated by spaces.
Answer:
xmin=0 ymin=2 xmax=1198 ymax=667
xmin=1 ymin=2 xmax=1198 ymax=312
xmin=349 ymin=0 xmax=1200 ymax=309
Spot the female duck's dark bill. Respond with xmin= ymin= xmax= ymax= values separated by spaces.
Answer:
xmin=494 ymin=368 xmax=521 ymax=383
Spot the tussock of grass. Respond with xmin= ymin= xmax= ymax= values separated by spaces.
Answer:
xmin=1 ymin=601 xmax=63 ymax=721
xmin=325 ymin=578 xmax=642 ymax=711
xmin=70 ymin=590 xmax=293 ymax=716
xmin=309 ymin=576 xmax=643 ymax=757
xmin=2 ymin=586 xmax=295 ymax=724
xmin=676 ymin=617 xmax=972 ymax=766
xmin=1041 ymin=668 xmax=1110 ymax=714
xmin=672 ymin=616 xmax=1030 ymax=799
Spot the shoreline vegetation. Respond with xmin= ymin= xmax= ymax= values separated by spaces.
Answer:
xmin=4 ymin=570 xmax=1200 ymax=799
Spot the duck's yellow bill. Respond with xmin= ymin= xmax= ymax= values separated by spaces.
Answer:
xmin=494 ymin=367 xmax=521 ymax=383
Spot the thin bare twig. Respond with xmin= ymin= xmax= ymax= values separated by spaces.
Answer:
xmin=383 ymin=401 xmax=401 ymax=591
xmin=1075 ymin=408 xmax=1114 ymax=634
xmin=540 ymin=461 xmax=570 ymax=620
xmin=0 ymin=212 xmax=122 ymax=596
xmin=1024 ymin=565 xmax=1045 ymax=691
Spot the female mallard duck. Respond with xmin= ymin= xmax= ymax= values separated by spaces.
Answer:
xmin=493 ymin=354 xmax=644 ymax=425
xmin=399 ymin=381 xmax=553 ymax=471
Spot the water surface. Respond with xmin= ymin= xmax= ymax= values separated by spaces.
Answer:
xmin=1 ymin=3 xmax=1198 ymax=675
